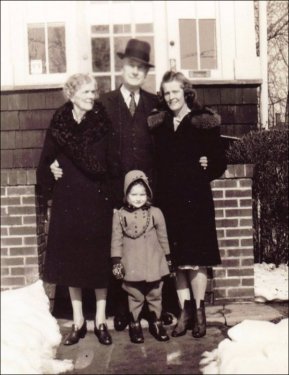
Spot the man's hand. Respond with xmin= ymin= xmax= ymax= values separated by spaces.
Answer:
xmin=199 ymin=156 xmax=208 ymax=170
xmin=50 ymin=159 xmax=63 ymax=180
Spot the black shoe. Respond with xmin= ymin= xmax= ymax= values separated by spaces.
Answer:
xmin=171 ymin=300 xmax=192 ymax=337
xmin=63 ymin=320 xmax=87 ymax=345
xmin=192 ymin=300 xmax=206 ymax=338
xmin=161 ymin=311 xmax=173 ymax=325
xmin=129 ymin=320 xmax=144 ymax=344
xmin=148 ymin=312 xmax=169 ymax=342
xmin=114 ymin=314 xmax=129 ymax=331
xmin=94 ymin=323 xmax=112 ymax=345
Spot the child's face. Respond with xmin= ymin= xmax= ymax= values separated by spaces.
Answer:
xmin=127 ymin=183 xmax=147 ymax=209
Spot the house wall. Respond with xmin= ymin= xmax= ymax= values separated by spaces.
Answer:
xmin=1 ymin=85 xmax=258 ymax=173
xmin=1 ymin=164 xmax=254 ymax=302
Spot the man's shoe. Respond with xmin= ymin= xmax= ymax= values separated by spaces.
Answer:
xmin=63 ymin=320 xmax=87 ymax=345
xmin=94 ymin=323 xmax=112 ymax=345
xmin=161 ymin=311 xmax=173 ymax=325
xmin=129 ymin=320 xmax=144 ymax=344
xmin=114 ymin=314 xmax=129 ymax=331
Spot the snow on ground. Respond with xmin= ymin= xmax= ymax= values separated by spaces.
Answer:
xmin=1 ymin=264 xmax=287 ymax=374
xmin=200 ymin=263 xmax=288 ymax=374
xmin=1 ymin=280 xmax=73 ymax=375
xmin=254 ymin=263 xmax=288 ymax=302
xmin=200 ymin=318 xmax=288 ymax=374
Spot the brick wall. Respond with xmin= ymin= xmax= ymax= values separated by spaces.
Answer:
xmin=1 ymin=169 xmax=46 ymax=290
xmin=1 ymin=164 xmax=255 ymax=302
xmin=211 ymin=164 xmax=254 ymax=302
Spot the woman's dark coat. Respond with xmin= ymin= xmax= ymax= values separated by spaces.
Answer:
xmin=37 ymin=101 xmax=113 ymax=289
xmin=151 ymin=108 xmax=227 ymax=267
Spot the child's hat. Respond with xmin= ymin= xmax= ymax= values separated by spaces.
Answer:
xmin=124 ymin=170 xmax=153 ymax=198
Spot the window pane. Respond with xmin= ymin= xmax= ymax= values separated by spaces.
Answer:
xmin=48 ymin=24 xmax=66 ymax=73
xmin=115 ymin=75 xmax=123 ymax=89
xmin=28 ymin=24 xmax=46 ymax=74
xmin=95 ymin=76 xmax=111 ymax=94
xmin=135 ymin=23 xmax=153 ymax=33
xmin=91 ymin=38 xmax=110 ymax=72
xmin=179 ymin=19 xmax=197 ymax=70
xmin=114 ymin=36 xmax=130 ymax=71
xmin=91 ymin=25 xmax=109 ymax=34
xmin=199 ymin=19 xmax=217 ymax=69
xmin=113 ymin=24 xmax=131 ymax=34
xmin=136 ymin=36 xmax=155 ymax=68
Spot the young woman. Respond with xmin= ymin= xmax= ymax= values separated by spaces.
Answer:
xmin=149 ymin=71 xmax=227 ymax=338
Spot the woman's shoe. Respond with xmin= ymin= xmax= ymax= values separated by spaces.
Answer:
xmin=63 ymin=320 xmax=87 ymax=345
xmin=192 ymin=299 xmax=206 ymax=338
xmin=94 ymin=323 xmax=112 ymax=345
xmin=171 ymin=300 xmax=192 ymax=337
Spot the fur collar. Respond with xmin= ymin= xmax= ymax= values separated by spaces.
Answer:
xmin=50 ymin=101 xmax=110 ymax=175
xmin=148 ymin=106 xmax=221 ymax=130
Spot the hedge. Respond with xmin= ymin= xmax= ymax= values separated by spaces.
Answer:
xmin=226 ymin=127 xmax=288 ymax=265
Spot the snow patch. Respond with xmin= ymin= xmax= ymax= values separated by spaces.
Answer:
xmin=254 ymin=263 xmax=288 ymax=302
xmin=200 ymin=318 xmax=288 ymax=374
xmin=1 ymin=280 xmax=74 ymax=374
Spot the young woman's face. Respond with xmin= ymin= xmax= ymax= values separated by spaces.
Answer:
xmin=127 ymin=183 xmax=147 ymax=208
xmin=162 ymin=80 xmax=186 ymax=115
xmin=71 ymin=81 xmax=97 ymax=114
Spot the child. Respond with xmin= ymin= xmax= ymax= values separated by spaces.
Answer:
xmin=111 ymin=170 xmax=174 ymax=343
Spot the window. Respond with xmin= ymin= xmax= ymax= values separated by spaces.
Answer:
xmin=89 ymin=1 xmax=156 ymax=94
xmin=179 ymin=19 xmax=217 ymax=70
xmin=28 ymin=22 xmax=66 ymax=75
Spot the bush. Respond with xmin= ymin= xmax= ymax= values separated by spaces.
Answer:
xmin=226 ymin=128 xmax=288 ymax=265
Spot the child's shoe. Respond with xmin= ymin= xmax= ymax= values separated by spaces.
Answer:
xmin=129 ymin=314 xmax=144 ymax=344
xmin=148 ymin=311 xmax=169 ymax=341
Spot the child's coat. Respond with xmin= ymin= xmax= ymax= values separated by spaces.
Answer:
xmin=111 ymin=206 xmax=170 ymax=282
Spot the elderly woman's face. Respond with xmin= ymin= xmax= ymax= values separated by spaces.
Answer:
xmin=70 ymin=81 xmax=97 ymax=114
xmin=162 ymin=80 xmax=185 ymax=115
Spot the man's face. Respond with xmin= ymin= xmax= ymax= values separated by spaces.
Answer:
xmin=121 ymin=58 xmax=149 ymax=90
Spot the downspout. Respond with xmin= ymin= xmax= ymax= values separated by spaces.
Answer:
xmin=259 ymin=0 xmax=269 ymax=130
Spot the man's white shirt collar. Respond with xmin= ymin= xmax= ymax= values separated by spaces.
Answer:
xmin=120 ymin=85 xmax=140 ymax=107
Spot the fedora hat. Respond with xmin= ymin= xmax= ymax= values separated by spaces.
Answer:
xmin=117 ymin=39 xmax=154 ymax=68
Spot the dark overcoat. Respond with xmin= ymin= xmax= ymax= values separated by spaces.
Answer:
xmin=100 ymin=88 xmax=158 ymax=207
xmin=37 ymin=101 xmax=113 ymax=289
xmin=151 ymin=108 xmax=227 ymax=267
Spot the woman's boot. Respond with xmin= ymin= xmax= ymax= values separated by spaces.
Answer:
xmin=192 ymin=299 xmax=206 ymax=338
xmin=171 ymin=299 xmax=192 ymax=337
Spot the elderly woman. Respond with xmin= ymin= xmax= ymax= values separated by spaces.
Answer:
xmin=37 ymin=74 xmax=112 ymax=346
xmin=148 ymin=71 xmax=227 ymax=338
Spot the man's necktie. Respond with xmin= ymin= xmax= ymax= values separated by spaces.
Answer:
xmin=129 ymin=92 xmax=136 ymax=117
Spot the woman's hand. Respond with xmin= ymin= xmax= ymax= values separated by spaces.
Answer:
xmin=50 ymin=159 xmax=63 ymax=180
xmin=199 ymin=156 xmax=208 ymax=170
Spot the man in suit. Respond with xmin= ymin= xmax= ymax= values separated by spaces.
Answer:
xmin=50 ymin=39 xmax=174 ymax=332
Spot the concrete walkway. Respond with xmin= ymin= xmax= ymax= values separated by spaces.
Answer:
xmin=56 ymin=302 xmax=288 ymax=374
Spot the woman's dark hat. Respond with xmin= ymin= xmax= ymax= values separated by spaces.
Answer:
xmin=117 ymin=39 xmax=154 ymax=68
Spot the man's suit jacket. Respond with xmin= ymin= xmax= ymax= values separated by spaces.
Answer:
xmin=100 ymin=88 xmax=158 ymax=207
